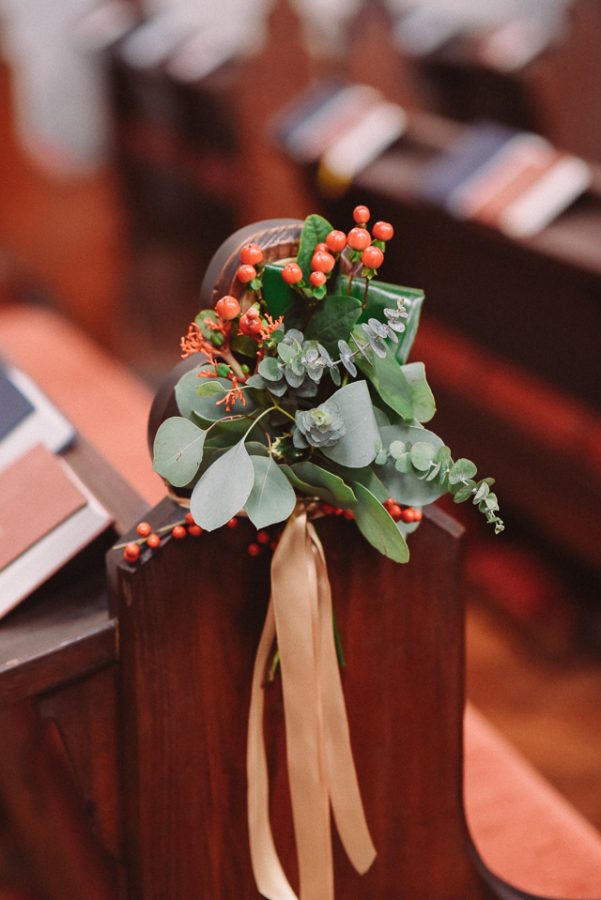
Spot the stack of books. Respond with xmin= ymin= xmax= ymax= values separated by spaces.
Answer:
xmin=0 ymin=365 xmax=112 ymax=620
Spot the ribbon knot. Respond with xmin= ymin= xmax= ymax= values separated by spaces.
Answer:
xmin=247 ymin=507 xmax=376 ymax=900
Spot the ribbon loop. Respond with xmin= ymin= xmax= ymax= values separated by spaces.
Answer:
xmin=247 ymin=507 xmax=376 ymax=900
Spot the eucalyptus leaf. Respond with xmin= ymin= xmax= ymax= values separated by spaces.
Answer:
xmin=352 ymin=330 xmax=415 ymax=421
xmin=453 ymin=482 xmax=476 ymax=503
xmin=376 ymin=423 xmax=446 ymax=506
xmin=449 ymin=458 xmax=478 ymax=484
xmin=292 ymin=462 xmax=356 ymax=506
xmin=304 ymin=295 xmax=362 ymax=355
xmin=336 ymin=275 xmax=424 ymax=363
xmin=245 ymin=457 xmax=296 ymax=529
xmin=297 ymin=214 xmax=333 ymax=280
xmin=153 ymin=416 xmax=206 ymax=488
xmin=401 ymin=362 xmax=436 ymax=423
xmin=175 ymin=367 xmax=252 ymax=421
xmin=353 ymin=483 xmax=409 ymax=564
xmin=190 ymin=441 xmax=254 ymax=530
xmin=320 ymin=381 xmax=380 ymax=468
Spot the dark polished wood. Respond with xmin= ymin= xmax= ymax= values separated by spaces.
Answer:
xmin=107 ymin=496 xmax=553 ymax=898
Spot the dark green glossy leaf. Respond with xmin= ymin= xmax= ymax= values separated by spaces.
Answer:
xmin=353 ymin=483 xmax=409 ymax=564
xmin=304 ymin=294 xmax=362 ymax=355
xmin=335 ymin=275 xmax=424 ymax=363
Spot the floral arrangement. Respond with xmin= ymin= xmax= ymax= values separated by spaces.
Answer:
xmin=151 ymin=205 xmax=503 ymax=560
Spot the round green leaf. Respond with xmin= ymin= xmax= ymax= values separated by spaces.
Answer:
xmin=190 ymin=441 xmax=254 ymax=530
xmin=153 ymin=416 xmax=206 ymax=487
xmin=245 ymin=457 xmax=296 ymax=529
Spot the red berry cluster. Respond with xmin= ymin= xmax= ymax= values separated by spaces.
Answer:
xmin=382 ymin=498 xmax=423 ymax=523
xmin=319 ymin=503 xmax=355 ymax=520
xmin=247 ymin=528 xmax=278 ymax=557
xmin=236 ymin=242 xmax=264 ymax=286
xmin=344 ymin=205 xmax=394 ymax=273
xmin=121 ymin=512 xmax=204 ymax=563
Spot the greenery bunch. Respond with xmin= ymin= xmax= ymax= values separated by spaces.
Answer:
xmin=153 ymin=208 xmax=503 ymax=563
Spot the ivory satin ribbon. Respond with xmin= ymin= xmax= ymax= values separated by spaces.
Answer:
xmin=247 ymin=507 xmax=376 ymax=900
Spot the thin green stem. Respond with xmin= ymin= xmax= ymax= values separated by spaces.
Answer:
xmin=270 ymin=400 xmax=296 ymax=423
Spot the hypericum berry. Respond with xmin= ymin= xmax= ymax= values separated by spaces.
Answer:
xmin=310 ymin=270 xmax=327 ymax=287
xmin=257 ymin=530 xmax=270 ymax=545
xmin=247 ymin=542 xmax=260 ymax=557
xmin=281 ymin=262 xmax=303 ymax=284
xmin=246 ymin=306 xmax=260 ymax=319
xmin=353 ymin=205 xmax=370 ymax=224
xmin=361 ymin=245 xmax=384 ymax=269
xmin=239 ymin=242 xmax=263 ymax=266
xmin=311 ymin=250 xmax=335 ymax=273
xmin=315 ymin=242 xmax=328 ymax=253
xmin=215 ymin=295 xmax=240 ymax=320
xmin=320 ymin=503 xmax=335 ymax=516
xmin=389 ymin=504 xmax=402 ymax=521
xmin=239 ymin=313 xmax=262 ymax=336
xmin=124 ymin=542 xmax=140 ymax=562
xmin=347 ymin=227 xmax=371 ymax=251
xmin=237 ymin=264 xmax=256 ymax=284
xmin=147 ymin=533 xmax=161 ymax=549
xmin=172 ymin=524 xmax=186 ymax=539
xmin=343 ymin=509 xmax=355 ymax=520
xmin=226 ymin=517 xmax=239 ymax=528
xmin=325 ymin=230 xmax=346 ymax=252
xmin=372 ymin=221 xmax=394 ymax=241
xmin=188 ymin=524 xmax=203 ymax=537
xmin=185 ymin=512 xmax=195 ymax=525
xmin=413 ymin=509 xmax=423 ymax=522
xmin=401 ymin=508 xmax=419 ymax=523
xmin=136 ymin=521 xmax=151 ymax=537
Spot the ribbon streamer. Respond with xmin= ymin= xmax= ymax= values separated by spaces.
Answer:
xmin=247 ymin=506 xmax=376 ymax=900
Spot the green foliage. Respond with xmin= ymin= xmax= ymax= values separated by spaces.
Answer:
xmin=353 ymin=483 xmax=410 ymax=564
xmin=352 ymin=331 xmax=414 ymax=421
xmin=285 ymin=461 xmax=356 ymax=507
xmin=175 ymin=368 xmax=251 ymax=422
xmin=190 ymin=440 xmax=254 ymax=530
xmin=319 ymin=381 xmax=381 ymax=468
xmin=245 ymin=456 xmax=296 ymax=529
xmin=304 ymin=295 xmax=362 ymax=356
xmin=153 ymin=416 xmax=206 ymax=487
xmin=336 ymin=276 xmax=424 ymax=363
xmin=297 ymin=214 xmax=333 ymax=281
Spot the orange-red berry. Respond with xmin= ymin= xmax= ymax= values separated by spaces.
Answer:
xmin=281 ymin=262 xmax=303 ymax=284
xmin=136 ymin=521 xmax=151 ymax=537
xmin=401 ymin=508 xmax=416 ymax=523
xmin=372 ymin=221 xmax=394 ymax=241
xmin=226 ymin=517 xmax=239 ymax=528
xmin=247 ymin=542 xmax=261 ymax=557
xmin=361 ymin=245 xmax=384 ymax=269
xmin=413 ymin=508 xmax=423 ymax=522
xmin=124 ymin=542 xmax=140 ymax=562
xmin=321 ymin=503 xmax=335 ymax=516
xmin=347 ymin=227 xmax=371 ymax=251
xmin=310 ymin=270 xmax=326 ymax=287
xmin=239 ymin=313 xmax=262 ymax=336
xmin=325 ymin=230 xmax=346 ymax=252
xmin=172 ymin=524 xmax=186 ymax=539
xmin=353 ymin=205 xmax=370 ymax=224
xmin=389 ymin=504 xmax=402 ymax=521
xmin=215 ymin=295 xmax=240 ymax=320
xmin=343 ymin=509 xmax=355 ymax=520
xmin=237 ymin=264 xmax=256 ymax=283
xmin=315 ymin=242 xmax=328 ymax=253
xmin=147 ymin=533 xmax=161 ymax=549
xmin=185 ymin=511 xmax=195 ymax=525
xmin=239 ymin=242 xmax=263 ymax=266
xmin=311 ymin=250 xmax=335 ymax=273
xmin=188 ymin=524 xmax=203 ymax=537
xmin=257 ymin=530 xmax=270 ymax=545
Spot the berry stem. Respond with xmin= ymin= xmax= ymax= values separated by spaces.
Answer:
xmin=362 ymin=276 xmax=370 ymax=311
xmin=220 ymin=347 xmax=246 ymax=380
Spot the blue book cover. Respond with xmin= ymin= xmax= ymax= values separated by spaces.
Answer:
xmin=0 ymin=365 xmax=34 ymax=441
